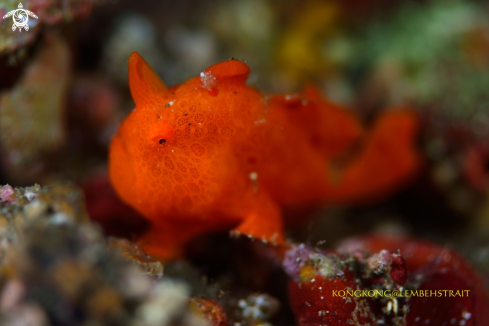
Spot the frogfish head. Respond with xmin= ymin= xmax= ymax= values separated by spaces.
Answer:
xmin=109 ymin=52 xmax=259 ymax=220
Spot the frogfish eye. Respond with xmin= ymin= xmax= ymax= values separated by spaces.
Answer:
xmin=147 ymin=121 xmax=174 ymax=146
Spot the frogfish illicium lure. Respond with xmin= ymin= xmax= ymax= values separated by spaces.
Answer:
xmin=109 ymin=52 xmax=420 ymax=259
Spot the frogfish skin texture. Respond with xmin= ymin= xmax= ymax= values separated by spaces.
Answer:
xmin=109 ymin=52 xmax=420 ymax=259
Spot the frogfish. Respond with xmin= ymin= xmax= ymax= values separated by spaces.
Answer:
xmin=109 ymin=52 xmax=420 ymax=259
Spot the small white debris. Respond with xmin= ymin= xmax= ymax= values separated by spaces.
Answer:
xmin=24 ymin=190 xmax=37 ymax=201
xmin=249 ymin=172 xmax=258 ymax=181
xmin=200 ymin=71 xmax=218 ymax=91
xmin=249 ymin=172 xmax=258 ymax=193
xmin=238 ymin=294 xmax=280 ymax=322
xmin=49 ymin=212 xmax=72 ymax=225
xmin=136 ymin=279 xmax=189 ymax=326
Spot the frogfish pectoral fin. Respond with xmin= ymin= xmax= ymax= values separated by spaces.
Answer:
xmin=128 ymin=51 xmax=170 ymax=109
xmin=230 ymin=189 xmax=286 ymax=245
xmin=138 ymin=222 xmax=193 ymax=260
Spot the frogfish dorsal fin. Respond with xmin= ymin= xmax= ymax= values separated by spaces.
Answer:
xmin=128 ymin=52 xmax=169 ymax=109
xmin=203 ymin=58 xmax=250 ymax=85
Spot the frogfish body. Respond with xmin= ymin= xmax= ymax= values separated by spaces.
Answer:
xmin=109 ymin=52 xmax=420 ymax=259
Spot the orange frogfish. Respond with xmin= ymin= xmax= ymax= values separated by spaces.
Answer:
xmin=109 ymin=52 xmax=420 ymax=259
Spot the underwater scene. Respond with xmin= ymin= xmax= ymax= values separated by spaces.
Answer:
xmin=1 ymin=0 xmax=489 ymax=325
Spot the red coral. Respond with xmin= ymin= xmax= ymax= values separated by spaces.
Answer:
xmin=337 ymin=236 xmax=489 ymax=325
xmin=82 ymin=174 xmax=148 ymax=238
xmin=389 ymin=254 xmax=407 ymax=286
xmin=464 ymin=141 xmax=489 ymax=192
xmin=284 ymin=246 xmax=374 ymax=326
